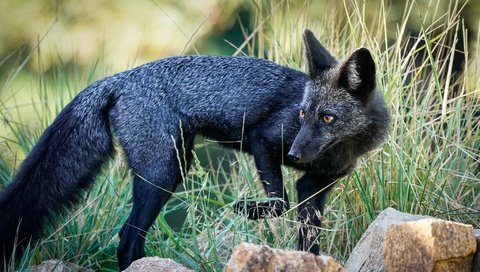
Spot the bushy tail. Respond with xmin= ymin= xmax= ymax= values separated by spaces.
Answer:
xmin=0 ymin=78 xmax=118 ymax=266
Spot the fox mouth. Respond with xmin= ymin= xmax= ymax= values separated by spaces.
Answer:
xmin=293 ymin=139 xmax=340 ymax=164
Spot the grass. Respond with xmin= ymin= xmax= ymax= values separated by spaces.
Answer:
xmin=1 ymin=0 xmax=479 ymax=271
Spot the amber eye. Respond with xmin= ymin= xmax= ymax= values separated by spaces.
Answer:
xmin=299 ymin=110 xmax=305 ymax=119
xmin=322 ymin=114 xmax=335 ymax=124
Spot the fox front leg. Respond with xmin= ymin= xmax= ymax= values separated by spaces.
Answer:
xmin=296 ymin=172 xmax=334 ymax=254
xmin=233 ymin=131 xmax=289 ymax=219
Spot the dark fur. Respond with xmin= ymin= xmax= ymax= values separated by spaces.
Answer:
xmin=0 ymin=29 xmax=388 ymax=270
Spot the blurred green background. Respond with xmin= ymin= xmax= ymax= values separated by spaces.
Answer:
xmin=0 ymin=0 xmax=479 ymax=70
xmin=0 ymin=0 xmax=247 ymax=73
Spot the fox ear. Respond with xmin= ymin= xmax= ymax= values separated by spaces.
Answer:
xmin=303 ymin=29 xmax=337 ymax=79
xmin=336 ymin=48 xmax=376 ymax=102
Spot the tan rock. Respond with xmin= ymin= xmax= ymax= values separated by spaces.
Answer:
xmin=225 ymin=242 xmax=346 ymax=272
xmin=123 ymin=257 xmax=193 ymax=272
xmin=345 ymin=208 xmax=431 ymax=271
xmin=29 ymin=259 xmax=93 ymax=272
xmin=384 ymin=219 xmax=476 ymax=272
xmin=345 ymin=208 xmax=477 ymax=272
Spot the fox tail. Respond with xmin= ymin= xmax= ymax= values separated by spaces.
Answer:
xmin=0 ymin=77 xmax=120 ymax=266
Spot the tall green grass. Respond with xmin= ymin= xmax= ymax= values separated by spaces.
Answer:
xmin=1 ymin=0 xmax=479 ymax=271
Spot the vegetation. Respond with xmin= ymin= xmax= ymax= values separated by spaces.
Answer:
xmin=1 ymin=0 xmax=479 ymax=271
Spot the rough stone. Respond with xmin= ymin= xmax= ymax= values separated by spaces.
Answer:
xmin=345 ymin=208 xmax=430 ymax=271
xmin=384 ymin=219 xmax=476 ymax=271
xmin=345 ymin=208 xmax=477 ymax=272
xmin=123 ymin=257 xmax=194 ymax=272
xmin=225 ymin=242 xmax=346 ymax=272
xmin=29 ymin=259 xmax=93 ymax=272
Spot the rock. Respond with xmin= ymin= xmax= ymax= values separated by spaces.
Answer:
xmin=384 ymin=219 xmax=476 ymax=271
xmin=473 ymin=229 xmax=480 ymax=272
xmin=29 ymin=259 xmax=93 ymax=272
xmin=345 ymin=208 xmax=430 ymax=271
xmin=345 ymin=208 xmax=477 ymax=272
xmin=123 ymin=257 xmax=194 ymax=272
xmin=225 ymin=242 xmax=346 ymax=272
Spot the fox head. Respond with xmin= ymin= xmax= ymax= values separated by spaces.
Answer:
xmin=288 ymin=29 xmax=378 ymax=163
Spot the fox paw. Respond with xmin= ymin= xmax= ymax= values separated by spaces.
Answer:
xmin=233 ymin=199 xmax=288 ymax=220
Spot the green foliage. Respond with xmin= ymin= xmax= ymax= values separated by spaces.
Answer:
xmin=1 ymin=0 xmax=479 ymax=271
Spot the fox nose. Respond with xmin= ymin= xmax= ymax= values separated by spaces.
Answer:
xmin=288 ymin=151 xmax=300 ymax=162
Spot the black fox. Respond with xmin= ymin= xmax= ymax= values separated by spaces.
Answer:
xmin=0 ymin=29 xmax=389 ymax=270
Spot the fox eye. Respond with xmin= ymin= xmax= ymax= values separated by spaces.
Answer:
xmin=321 ymin=114 xmax=335 ymax=124
xmin=299 ymin=110 xmax=305 ymax=119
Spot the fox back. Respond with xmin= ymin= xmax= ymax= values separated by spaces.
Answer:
xmin=109 ymin=56 xmax=309 ymax=146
